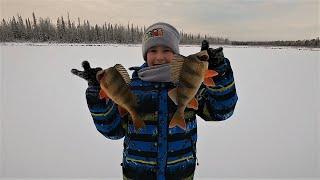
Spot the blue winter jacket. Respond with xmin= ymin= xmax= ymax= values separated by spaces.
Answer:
xmin=85 ymin=57 xmax=238 ymax=180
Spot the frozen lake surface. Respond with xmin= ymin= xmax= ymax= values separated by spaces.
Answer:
xmin=0 ymin=43 xmax=319 ymax=178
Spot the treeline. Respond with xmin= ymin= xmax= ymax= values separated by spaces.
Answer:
xmin=1 ymin=13 xmax=318 ymax=47
xmin=232 ymin=38 xmax=319 ymax=48
xmin=0 ymin=13 xmax=230 ymax=45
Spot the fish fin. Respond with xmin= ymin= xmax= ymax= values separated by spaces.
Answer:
xmin=205 ymin=69 xmax=218 ymax=78
xmin=118 ymin=106 xmax=128 ymax=117
xmin=203 ymin=77 xmax=216 ymax=87
xmin=170 ymin=54 xmax=185 ymax=83
xmin=187 ymin=97 xmax=199 ymax=110
xmin=131 ymin=111 xmax=145 ymax=131
xmin=114 ymin=64 xmax=131 ymax=84
xmin=99 ymin=89 xmax=109 ymax=100
xmin=169 ymin=111 xmax=186 ymax=130
xmin=172 ymin=53 xmax=188 ymax=61
xmin=168 ymin=88 xmax=178 ymax=105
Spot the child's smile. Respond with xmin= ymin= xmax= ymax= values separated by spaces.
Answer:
xmin=146 ymin=45 xmax=174 ymax=66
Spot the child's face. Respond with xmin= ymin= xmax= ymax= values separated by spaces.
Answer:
xmin=146 ymin=45 xmax=174 ymax=66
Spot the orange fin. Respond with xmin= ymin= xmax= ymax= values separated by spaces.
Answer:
xmin=169 ymin=111 xmax=186 ymax=130
xmin=118 ymin=106 xmax=128 ymax=117
xmin=187 ymin=97 xmax=198 ymax=110
xmin=203 ymin=77 xmax=216 ymax=87
xmin=99 ymin=89 xmax=109 ymax=100
xmin=205 ymin=70 xmax=218 ymax=78
xmin=131 ymin=111 xmax=145 ymax=131
xmin=168 ymin=88 xmax=178 ymax=105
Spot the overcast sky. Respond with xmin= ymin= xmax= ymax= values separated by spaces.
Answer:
xmin=1 ymin=0 xmax=319 ymax=41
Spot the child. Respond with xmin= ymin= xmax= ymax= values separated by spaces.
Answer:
xmin=71 ymin=22 xmax=238 ymax=180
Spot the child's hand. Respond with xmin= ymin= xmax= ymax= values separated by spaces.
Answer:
xmin=201 ymin=40 xmax=225 ymax=69
xmin=71 ymin=61 xmax=102 ymax=86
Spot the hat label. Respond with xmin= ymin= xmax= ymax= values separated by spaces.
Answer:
xmin=144 ymin=28 xmax=164 ymax=41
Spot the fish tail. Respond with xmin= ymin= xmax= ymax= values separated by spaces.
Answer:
xmin=131 ymin=111 xmax=145 ymax=131
xmin=169 ymin=110 xmax=186 ymax=130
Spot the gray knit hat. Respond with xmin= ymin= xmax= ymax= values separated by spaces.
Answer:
xmin=142 ymin=22 xmax=181 ymax=61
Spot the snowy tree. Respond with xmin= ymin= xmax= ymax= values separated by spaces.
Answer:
xmin=0 ymin=19 xmax=13 ymax=41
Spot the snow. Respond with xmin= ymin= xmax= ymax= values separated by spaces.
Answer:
xmin=0 ymin=43 xmax=319 ymax=178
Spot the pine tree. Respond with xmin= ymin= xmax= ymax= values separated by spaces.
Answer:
xmin=11 ymin=16 xmax=20 ymax=40
xmin=25 ymin=18 xmax=31 ymax=40
xmin=56 ymin=17 xmax=63 ymax=41
xmin=32 ymin=12 xmax=39 ymax=41
xmin=17 ymin=14 xmax=26 ymax=40
xmin=0 ymin=19 xmax=13 ymax=41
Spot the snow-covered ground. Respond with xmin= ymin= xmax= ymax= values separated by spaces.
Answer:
xmin=0 ymin=43 xmax=319 ymax=179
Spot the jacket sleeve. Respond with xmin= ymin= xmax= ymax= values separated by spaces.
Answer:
xmin=196 ymin=58 xmax=238 ymax=121
xmin=86 ymin=86 xmax=126 ymax=139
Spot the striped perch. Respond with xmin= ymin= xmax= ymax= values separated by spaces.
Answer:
xmin=168 ymin=51 xmax=218 ymax=130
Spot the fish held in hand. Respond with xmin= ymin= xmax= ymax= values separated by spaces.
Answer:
xmin=168 ymin=50 xmax=218 ymax=130
xmin=96 ymin=64 xmax=145 ymax=130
